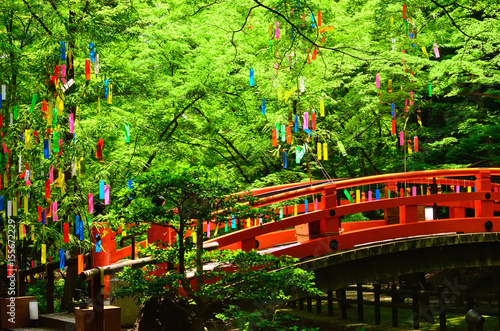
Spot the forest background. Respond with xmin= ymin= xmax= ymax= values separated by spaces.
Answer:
xmin=0 ymin=0 xmax=499 ymax=324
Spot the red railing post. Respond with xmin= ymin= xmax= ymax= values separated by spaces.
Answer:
xmin=320 ymin=185 xmax=340 ymax=236
xmin=475 ymin=170 xmax=493 ymax=217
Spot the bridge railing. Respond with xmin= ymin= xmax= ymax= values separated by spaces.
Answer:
xmin=204 ymin=168 xmax=500 ymax=256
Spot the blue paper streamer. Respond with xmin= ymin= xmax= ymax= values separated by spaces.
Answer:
xmin=311 ymin=13 xmax=315 ymax=28
xmin=59 ymin=249 xmax=65 ymax=270
xmin=261 ymin=98 xmax=265 ymax=115
xmin=304 ymin=199 xmax=308 ymax=213
xmin=376 ymin=189 xmax=380 ymax=200
xmin=89 ymin=42 xmax=95 ymax=63
xmin=0 ymin=196 xmax=4 ymax=211
xmin=42 ymin=209 xmax=46 ymax=225
xmin=294 ymin=115 xmax=298 ymax=133
xmin=103 ymin=79 xmax=109 ymax=98
xmin=283 ymin=152 xmax=287 ymax=169
xmin=80 ymin=220 xmax=84 ymax=241
xmin=128 ymin=179 xmax=135 ymax=200
xmin=96 ymin=238 xmax=102 ymax=252
xmin=44 ymin=139 xmax=49 ymax=159
xmin=99 ymin=180 xmax=105 ymax=199
xmin=75 ymin=215 xmax=80 ymax=235
xmin=60 ymin=41 xmax=66 ymax=60
xmin=231 ymin=215 xmax=236 ymax=229
xmin=391 ymin=103 xmax=395 ymax=117
xmin=0 ymin=96 xmax=2 ymax=109
xmin=249 ymin=69 xmax=255 ymax=86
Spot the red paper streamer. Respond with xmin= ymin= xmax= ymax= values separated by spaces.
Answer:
xmin=37 ymin=206 xmax=42 ymax=222
xmin=286 ymin=126 xmax=291 ymax=143
xmin=318 ymin=11 xmax=322 ymax=27
xmin=392 ymin=119 xmax=396 ymax=135
xmin=272 ymin=130 xmax=277 ymax=147
xmin=414 ymin=136 xmax=419 ymax=152
xmin=95 ymin=139 xmax=104 ymax=159
xmin=63 ymin=223 xmax=69 ymax=243
xmin=312 ymin=48 xmax=317 ymax=60
xmin=312 ymin=112 xmax=316 ymax=130
xmin=85 ymin=60 xmax=91 ymax=80
xmin=42 ymin=101 xmax=48 ymax=119
xmin=45 ymin=179 xmax=51 ymax=200
xmin=403 ymin=5 xmax=407 ymax=19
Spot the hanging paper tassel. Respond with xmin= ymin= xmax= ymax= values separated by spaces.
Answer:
xmin=45 ymin=179 xmax=51 ymax=200
xmin=422 ymin=46 xmax=429 ymax=60
xmin=433 ymin=43 xmax=440 ymax=58
xmin=78 ymin=255 xmax=84 ymax=274
xmin=96 ymin=236 xmax=102 ymax=252
xmin=323 ymin=143 xmax=328 ymax=160
xmin=88 ymin=194 xmax=93 ymax=213
xmin=249 ymin=69 xmax=255 ymax=86
xmin=99 ymin=180 xmax=105 ymax=199
xmin=376 ymin=74 xmax=380 ymax=88
xmin=63 ymin=223 xmax=69 ymax=243
xmin=104 ymin=185 xmax=110 ymax=205
xmin=96 ymin=139 xmax=104 ymax=159
xmin=124 ymin=123 xmax=131 ymax=143
xmin=400 ymin=131 xmax=404 ymax=146
xmin=294 ymin=204 xmax=297 ymax=216
xmin=355 ymin=190 xmax=360 ymax=203
xmin=391 ymin=103 xmax=395 ymax=117
xmin=283 ymin=151 xmax=287 ymax=168
xmin=402 ymin=4 xmax=407 ymax=18
xmin=59 ymin=249 xmax=65 ymax=270
xmin=261 ymin=98 xmax=265 ymax=115
xmin=414 ymin=136 xmax=419 ymax=152
xmin=417 ymin=110 xmax=423 ymax=126
xmin=281 ymin=125 xmax=286 ymax=142
xmin=338 ymin=141 xmax=347 ymax=156
xmin=231 ymin=215 xmax=236 ymax=229
xmin=60 ymin=41 xmax=66 ymax=60
xmin=69 ymin=113 xmax=75 ymax=134
xmin=317 ymin=142 xmax=322 ymax=160
xmin=107 ymin=84 xmax=113 ymax=104
xmin=368 ymin=191 xmax=373 ymax=201
xmin=286 ymin=126 xmax=292 ymax=143
xmin=207 ymin=221 xmax=211 ymax=238
xmin=412 ymin=186 xmax=417 ymax=196
xmin=320 ymin=99 xmax=325 ymax=117
xmin=272 ymin=129 xmax=277 ymax=147
xmin=304 ymin=199 xmax=308 ymax=213
xmin=29 ymin=94 xmax=37 ymax=113
xmin=344 ymin=189 xmax=354 ymax=204
xmin=94 ymin=54 xmax=99 ymax=74
xmin=84 ymin=60 xmax=90 ymax=80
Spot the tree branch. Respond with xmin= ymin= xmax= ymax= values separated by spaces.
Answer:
xmin=429 ymin=0 xmax=474 ymax=38
xmin=21 ymin=0 xmax=52 ymax=35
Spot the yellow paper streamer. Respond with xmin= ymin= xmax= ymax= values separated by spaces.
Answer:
xmin=31 ymin=225 xmax=35 ymax=240
xmin=323 ymin=143 xmax=328 ymax=160
xmin=356 ymin=190 xmax=360 ymax=203
xmin=317 ymin=142 xmax=322 ymax=160
xmin=4 ymin=174 xmax=7 ymax=188
xmin=388 ymin=79 xmax=393 ymax=93
xmin=320 ymin=99 xmax=325 ymax=117
xmin=41 ymin=244 xmax=46 ymax=264
xmin=422 ymin=46 xmax=429 ymax=60
xmin=25 ymin=130 xmax=31 ymax=150
xmin=107 ymin=84 xmax=112 ymax=104
xmin=56 ymin=94 xmax=64 ymax=115
xmin=467 ymin=186 xmax=472 ymax=193
xmin=60 ymin=173 xmax=65 ymax=193
xmin=98 ymin=97 xmax=101 ymax=116
xmin=294 ymin=204 xmax=297 ymax=216
xmin=246 ymin=218 xmax=251 ymax=227
xmin=19 ymin=224 xmax=24 ymax=239
xmin=12 ymin=199 xmax=17 ymax=216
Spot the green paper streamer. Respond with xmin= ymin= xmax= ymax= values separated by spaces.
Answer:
xmin=404 ymin=21 xmax=408 ymax=36
xmin=13 ymin=105 xmax=18 ymax=120
xmin=124 ymin=123 xmax=131 ymax=143
xmin=338 ymin=141 xmax=347 ymax=156
xmin=225 ymin=221 xmax=228 ymax=232
xmin=343 ymin=189 xmax=354 ymax=204
xmin=428 ymin=82 xmax=432 ymax=97
xmin=281 ymin=124 xmax=286 ymax=142
xmin=52 ymin=107 xmax=57 ymax=128
xmin=54 ymin=132 xmax=59 ymax=152
xmin=29 ymin=94 xmax=37 ymax=113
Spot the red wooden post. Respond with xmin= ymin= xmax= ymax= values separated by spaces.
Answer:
xmin=320 ymin=185 xmax=339 ymax=235
xmin=91 ymin=225 xmax=111 ymax=295
xmin=474 ymin=171 xmax=493 ymax=217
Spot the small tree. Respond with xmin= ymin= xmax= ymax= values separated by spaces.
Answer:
xmin=115 ymin=165 xmax=320 ymax=330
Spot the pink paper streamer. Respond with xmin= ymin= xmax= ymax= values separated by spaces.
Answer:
xmin=315 ymin=198 xmax=318 ymax=210
xmin=433 ymin=43 xmax=440 ymax=58
xmin=60 ymin=65 xmax=67 ymax=85
xmin=409 ymin=92 xmax=414 ymax=106
xmin=69 ymin=114 xmax=74 ymax=133
xmin=53 ymin=201 xmax=58 ymax=222
xmin=376 ymin=74 xmax=380 ymax=88
xmin=88 ymin=193 xmax=94 ymax=213
xmin=207 ymin=221 xmax=211 ymax=238
xmin=104 ymin=185 xmax=110 ymax=205
xmin=2 ymin=143 xmax=6 ymax=153
xmin=400 ymin=131 xmax=404 ymax=146
xmin=368 ymin=191 xmax=372 ymax=201
xmin=456 ymin=185 xmax=460 ymax=193
xmin=412 ymin=186 xmax=417 ymax=196
xmin=58 ymin=139 xmax=63 ymax=156
xmin=275 ymin=22 xmax=279 ymax=39
xmin=303 ymin=112 xmax=308 ymax=129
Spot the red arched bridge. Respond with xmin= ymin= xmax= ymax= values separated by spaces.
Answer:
xmin=69 ymin=167 xmax=499 ymax=298
xmin=104 ymin=168 xmax=500 ymax=263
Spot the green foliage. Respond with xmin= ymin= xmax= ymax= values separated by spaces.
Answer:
xmin=26 ymin=278 xmax=65 ymax=313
